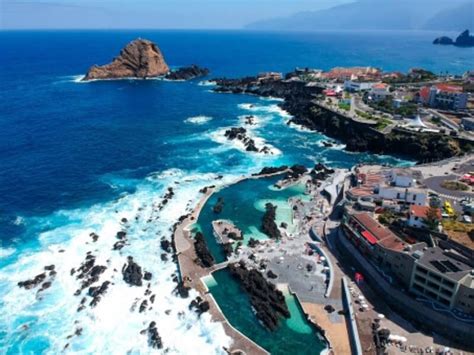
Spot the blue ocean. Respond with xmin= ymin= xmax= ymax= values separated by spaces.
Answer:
xmin=0 ymin=30 xmax=472 ymax=354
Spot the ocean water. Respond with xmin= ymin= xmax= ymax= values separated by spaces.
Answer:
xmin=0 ymin=30 xmax=472 ymax=354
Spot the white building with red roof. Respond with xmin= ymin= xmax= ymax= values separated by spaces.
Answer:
xmin=419 ymin=84 xmax=467 ymax=111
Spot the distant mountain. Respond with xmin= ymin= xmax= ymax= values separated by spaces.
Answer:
xmin=423 ymin=2 xmax=474 ymax=31
xmin=245 ymin=0 xmax=474 ymax=31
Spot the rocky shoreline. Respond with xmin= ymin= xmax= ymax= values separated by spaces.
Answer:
xmin=223 ymin=127 xmax=273 ymax=155
xmin=213 ymin=73 xmax=470 ymax=163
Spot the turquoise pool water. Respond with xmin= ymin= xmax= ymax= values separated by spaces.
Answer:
xmin=193 ymin=174 xmax=308 ymax=263
xmin=206 ymin=269 xmax=327 ymax=354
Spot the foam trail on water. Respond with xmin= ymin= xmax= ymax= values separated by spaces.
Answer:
xmin=0 ymin=169 xmax=232 ymax=354
xmin=185 ymin=115 xmax=213 ymax=125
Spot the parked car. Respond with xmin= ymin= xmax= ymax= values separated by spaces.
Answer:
xmin=462 ymin=215 xmax=472 ymax=224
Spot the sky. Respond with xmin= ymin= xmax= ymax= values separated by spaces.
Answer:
xmin=0 ymin=0 xmax=352 ymax=29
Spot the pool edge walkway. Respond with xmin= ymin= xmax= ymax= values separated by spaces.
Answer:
xmin=173 ymin=187 xmax=269 ymax=355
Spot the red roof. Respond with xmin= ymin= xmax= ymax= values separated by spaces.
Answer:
xmin=361 ymin=230 xmax=377 ymax=245
xmin=410 ymin=205 xmax=441 ymax=219
xmin=419 ymin=86 xmax=431 ymax=102
xmin=435 ymin=84 xmax=463 ymax=93
xmin=372 ymin=83 xmax=388 ymax=90
xmin=352 ymin=213 xmax=406 ymax=251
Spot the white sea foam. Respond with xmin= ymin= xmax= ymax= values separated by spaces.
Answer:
xmin=70 ymin=75 xmax=168 ymax=83
xmin=13 ymin=216 xmax=25 ymax=226
xmin=198 ymin=80 xmax=216 ymax=87
xmin=209 ymin=127 xmax=281 ymax=157
xmin=288 ymin=121 xmax=313 ymax=133
xmin=259 ymin=96 xmax=284 ymax=102
xmin=238 ymin=103 xmax=292 ymax=118
xmin=184 ymin=115 xmax=213 ymax=125
xmin=237 ymin=114 xmax=272 ymax=129
xmin=0 ymin=169 xmax=232 ymax=354
xmin=0 ymin=247 xmax=16 ymax=258
xmin=316 ymin=140 xmax=347 ymax=150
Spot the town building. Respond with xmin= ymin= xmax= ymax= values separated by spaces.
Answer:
xmin=389 ymin=169 xmax=416 ymax=187
xmin=462 ymin=117 xmax=474 ymax=131
xmin=407 ymin=205 xmax=440 ymax=229
xmin=324 ymin=66 xmax=380 ymax=82
xmin=377 ymin=186 xmax=427 ymax=206
xmin=368 ymin=83 xmax=391 ymax=102
xmin=342 ymin=211 xmax=474 ymax=315
xmin=419 ymin=84 xmax=468 ymax=111
xmin=344 ymin=80 xmax=373 ymax=92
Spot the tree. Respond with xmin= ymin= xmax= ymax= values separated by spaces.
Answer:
xmin=423 ymin=206 xmax=440 ymax=231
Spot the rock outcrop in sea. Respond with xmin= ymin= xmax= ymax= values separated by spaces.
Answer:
xmin=83 ymin=39 xmax=170 ymax=81
xmin=433 ymin=29 xmax=474 ymax=47
xmin=261 ymin=203 xmax=281 ymax=240
xmin=83 ymin=39 xmax=211 ymax=81
xmin=165 ymin=65 xmax=210 ymax=81
xmin=193 ymin=232 xmax=215 ymax=268
xmin=228 ymin=261 xmax=290 ymax=331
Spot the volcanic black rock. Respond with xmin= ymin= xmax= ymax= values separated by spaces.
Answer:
xmin=165 ymin=65 xmax=210 ymax=80
xmin=189 ymin=296 xmax=210 ymax=316
xmin=228 ymin=262 xmax=290 ymax=331
xmin=193 ymin=232 xmax=215 ymax=268
xmin=261 ymin=203 xmax=281 ymax=240
xmin=213 ymin=197 xmax=224 ymax=214
xmin=122 ymin=256 xmax=143 ymax=286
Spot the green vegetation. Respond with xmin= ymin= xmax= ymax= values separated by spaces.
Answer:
xmin=355 ymin=109 xmax=391 ymax=131
xmin=442 ymin=219 xmax=473 ymax=233
xmin=382 ymin=69 xmax=437 ymax=84
xmin=378 ymin=210 xmax=397 ymax=225
xmin=370 ymin=97 xmax=417 ymax=117
xmin=423 ymin=206 xmax=441 ymax=231
xmin=375 ymin=118 xmax=392 ymax=131
xmin=355 ymin=109 xmax=375 ymax=120
xmin=441 ymin=180 xmax=469 ymax=191
xmin=338 ymin=102 xmax=350 ymax=111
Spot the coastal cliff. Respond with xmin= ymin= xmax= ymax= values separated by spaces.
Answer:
xmin=284 ymin=98 xmax=465 ymax=162
xmin=213 ymin=75 xmax=470 ymax=163
xmin=83 ymin=39 xmax=169 ymax=81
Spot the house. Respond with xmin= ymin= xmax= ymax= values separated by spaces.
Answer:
xmin=407 ymin=205 xmax=440 ymax=228
xmin=377 ymin=186 xmax=427 ymax=206
xmin=389 ymin=170 xmax=416 ymax=187
xmin=419 ymin=84 xmax=468 ymax=111
xmin=344 ymin=80 xmax=373 ymax=92
xmin=324 ymin=66 xmax=380 ymax=82
xmin=369 ymin=83 xmax=391 ymax=102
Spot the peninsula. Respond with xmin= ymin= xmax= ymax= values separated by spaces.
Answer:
xmin=212 ymin=68 xmax=473 ymax=163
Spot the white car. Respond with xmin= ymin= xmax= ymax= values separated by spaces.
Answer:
xmin=462 ymin=215 xmax=472 ymax=224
